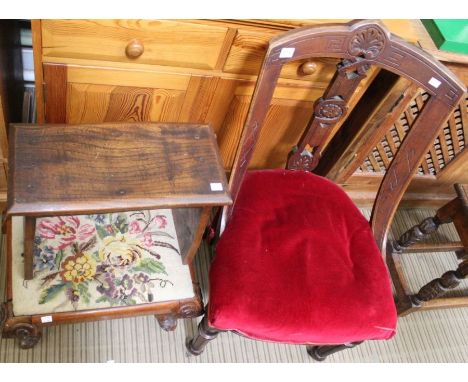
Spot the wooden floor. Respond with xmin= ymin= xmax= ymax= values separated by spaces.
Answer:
xmin=0 ymin=208 xmax=467 ymax=362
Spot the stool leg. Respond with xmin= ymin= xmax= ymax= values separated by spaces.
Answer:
xmin=23 ymin=217 xmax=36 ymax=280
xmin=156 ymin=314 xmax=178 ymax=331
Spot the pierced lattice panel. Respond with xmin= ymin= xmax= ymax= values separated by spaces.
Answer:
xmin=356 ymin=92 xmax=467 ymax=176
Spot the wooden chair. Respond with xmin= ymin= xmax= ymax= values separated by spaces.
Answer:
xmin=185 ymin=20 xmax=466 ymax=361
xmin=391 ymin=183 xmax=468 ymax=316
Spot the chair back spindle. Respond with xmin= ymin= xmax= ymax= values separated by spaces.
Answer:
xmin=222 ymin=20 xmax=466 ymax=254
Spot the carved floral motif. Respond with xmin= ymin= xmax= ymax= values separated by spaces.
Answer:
xmin=314 ymin=97 xmax=347 ymax=124
xmin=289 ymin=152 xmax=315 ymax=172
xmin=348 ymin=26 xmax=386 ymax=59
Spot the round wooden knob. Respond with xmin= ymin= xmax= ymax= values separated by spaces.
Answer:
xmin=300 ymin=61 xmax=317 ymax=75
xmin=125 ymin=39 xmax=144 ymax=58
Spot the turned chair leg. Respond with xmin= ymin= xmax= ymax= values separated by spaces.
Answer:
xmin=186 ymin=315 xmax=221 ymax=356
xmin=393 ymin=216 xmax=441 ymax=252
xmin=411 ymin=259 xmax=468 ymax=305
xmin=306 ymin=341 xmax=363 ymax=361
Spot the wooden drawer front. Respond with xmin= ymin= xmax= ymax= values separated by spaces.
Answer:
xmin=223 ymin=29 xmax=339 ymax=84
xmin=41 ymin=20 xmax=229 ymax=70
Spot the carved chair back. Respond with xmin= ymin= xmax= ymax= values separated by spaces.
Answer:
xmin=222 ymin=19 xmax=466 ymax=254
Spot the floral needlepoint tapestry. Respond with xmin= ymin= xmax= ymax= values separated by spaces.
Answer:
xmin=11 ymin=210 xmax=195 ymax=316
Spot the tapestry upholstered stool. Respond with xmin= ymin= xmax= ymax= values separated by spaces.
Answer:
xmin=0 ymin=122 xmax=231 ymax=348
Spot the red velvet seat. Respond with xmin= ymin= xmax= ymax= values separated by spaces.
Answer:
xmin=186 ymin=20 xmax=465 ymax=360
xmin=208 ymin=169 xmax=397 ymax=344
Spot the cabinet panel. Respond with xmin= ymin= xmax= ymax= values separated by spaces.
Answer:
xmin=44 ymin=64 xmax=189 ymax=124
xmin=217 ymin=95 xmax=314 ymax=169
xmin=67 ymin=84 xmax=186 ymax=124
xmin=42 ymin=20 xmax=229 ymax=70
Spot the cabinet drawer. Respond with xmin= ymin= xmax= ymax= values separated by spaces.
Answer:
xmin=41 ymin=20 xmax=229 ymax=70
xmin=223 ymin=28 xmax=339 ymax=85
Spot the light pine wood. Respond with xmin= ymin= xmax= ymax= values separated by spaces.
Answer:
xmin=31 ymin=20 xmax=45 ymax=124
xmin=43 ymin=64 xmax=67 ymax=123
xmin=210 ymin=19 xmax=421 ymax=43
xmin=31 ymin=19 xmax=468 ymax=208
xmin=179 ymin=76 xmax=221 ymax=123
xmin=231 ymin=32 xmax=334 ymax=81
xmin=66 ymin=84 xmax=186 ymax=125
xmin=203 ymin=78 xmax=243 ymax=135
xmin=437 ymin=150 xmax=468 ymax=188
xmin=222 ymin=20 xmax=420 ymax=76
xmin=67 ymin=65 xmax=190 ymax=90
xmin=216 ymin=96 xmax=251 ymax=169
xmin=66 ymin=83 xmax=113 ymax=124
xmin=214 ymin=28 xmax=238 ymax=71
xmin=223 ymin=28 xmax=277 ymax=75
xmin=234 ymin=80 xmax=326 ymax=101
xmin=41 ymin=20 xmax=229 ymax=70
xmin=318 ymin=75 xmax=418 ymax=182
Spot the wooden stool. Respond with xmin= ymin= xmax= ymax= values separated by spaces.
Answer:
xmin=390 ymin=184 xmax=468 ymax=316
xmin=1 ymin=122 xmax=231 ymax=348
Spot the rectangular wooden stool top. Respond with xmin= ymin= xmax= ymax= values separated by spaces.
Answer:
xmin=7 ymin=123 xmax=231 ymax=217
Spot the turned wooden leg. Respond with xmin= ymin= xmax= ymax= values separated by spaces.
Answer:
xmin=11 ymin=322 xmax=42 ymax=349
xmin=393 ymin=216 xmax=441 ymax=252
xmin=23 ymin=216 xmax=36 ymax=280
xmin=306 ymin=341 xmax=363 ymax=361
xmin=2 ymin=303 xmax=42 ymax=349
xmin=411 ymin=259 xmax=468 ymax=306
xmin=186 ymin=315 xmax=221 ymax=356
xmin=156 ymin=314 xmax=178 ymax=331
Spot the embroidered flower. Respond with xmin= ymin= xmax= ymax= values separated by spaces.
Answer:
xmin=60 ymin=253 xmax=96 ymax=283
xmin=66 ymin=288 xmax=80 ymax=302
xmin=129 ymin=220 xmax=144 ymax=234
xmin=99 ymin=233 xmax=143 ymax=267
xmin=153 ymin=215 xmax=167 ymax=229
xmin=105 ymin=224 xmax=115 ymax=234
xmin=133 ymin=272 xmax=150 ymax=284
xmin=88 ymin=214 xmax=106 ymax=224
xmin=97 ymin=273 xmax=118 ymax=299
xmin=143 ymin=232 xmax=154 ymax=247
xmin=34 ymin=245 xmax=56 ymax=271
xmin=38 ymin=216 xmax=95 ymax=250
xmin=97 ymin=273 xmax=137 ymax=303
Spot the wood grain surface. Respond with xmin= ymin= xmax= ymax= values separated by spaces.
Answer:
xmin=7 ymin=123 xmax=231 ymax=216
xmin=30 ymin=19 xmax=468 ymax=208
xmin=41 ymin=20 xmax=228 ymax=70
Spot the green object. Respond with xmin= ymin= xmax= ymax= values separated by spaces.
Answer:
xmin=422 ymin=19 xmax=468 ymax=54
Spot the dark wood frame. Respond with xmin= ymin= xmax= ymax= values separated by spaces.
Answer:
xmin=391 ymin=183 xmax=468 ymax=316
xmin=187 ymin=19 xmax=466 ymax=361
xmin=1 ymin=218 xmax=204 ymax=348
xmin=1 ymin=122 xmax=232 ymax=348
